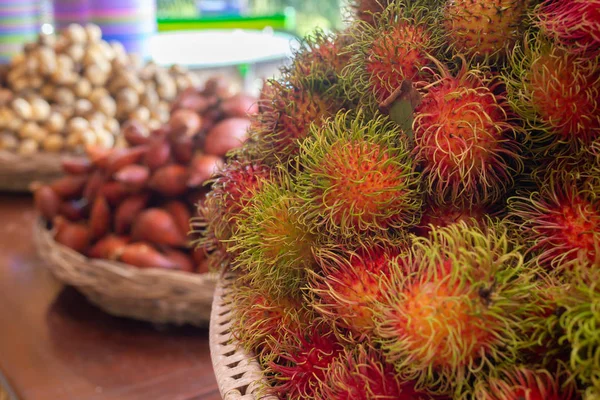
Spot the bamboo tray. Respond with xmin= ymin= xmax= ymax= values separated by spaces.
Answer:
xmin=34 ymin=217 xmax=217 ymax=327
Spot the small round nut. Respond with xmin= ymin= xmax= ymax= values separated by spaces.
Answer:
xmin=147 ymin=119 xmax=162 ymax=131
xmin=104 ymin=118 xmax=119 ymax=134
xmin=42 ymin=134 xmax=64 ymax=152
xmin=29 ymin=75 xmax=43 ymax=89
xmin=80 ymin=129 xmax=97 ymax=146
xmin=24 ymin=56 xmax=39 ymax=74
xmin=11 ymin=78 xmax=29 ymax=93
xmin=85 ymin=65 xmax=108 ymax=86
xmin=37 ymin=47 xmax=57 ymax=76
xmin=95 ymin=128 xmax=114 ymax=148
xmin=0 ymin=132 xmax=18 ymax=151
xmin=85 ymin=23 xmax=102 ymax=43
xmin=68 ymin=116 xmax=89 ymax=133
xmin=97 ymin=96 xmax=116 ymax=117
xmin=56 ymin=54 xmax=75 ymax=73
xmin=12 ymin=98 xmax=33 ymax=120
xmin=65 ymin=131 xmax=82 ymax=150
xmin=18 ymin=121 xmax=40 ymax=139
xmin=89 ymin=87 xmax=110 ymax=105
xmin=74 ymin=79 xmax=92 ymax=98
xmin=53 ymin=87 xmax=75 ymax=105
xmin=74 ymin=98 xmax=93 ymax=116
xmin=40 ymin=84 xmax=55 ymax=99
xmin=65 ymin=24 xmax=87 ymax=44
xmin=6 ymin=116 xmax=23 ymax=131
xmin=30 ymin=98 xmax=51 ymax=121
xmin=17 ymin=138 xmax=38 ymax=155
xmin=65 ymin=44 xmax=85 ymax=63
xmin=45 ymin=112 xmax=66 ymax=133
xmin=0 ymin=108 xmax=14 ymax=129
xmin=117 ymin=88 xmax=139 ymax=111
xmin=129 ymin=106 xmax=150 ymax=123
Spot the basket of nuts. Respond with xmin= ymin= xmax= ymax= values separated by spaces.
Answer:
xmin=33 ymin=78 xmax=257 ymax=326
xmin=0 ymin=23 xmax=199 ymax=192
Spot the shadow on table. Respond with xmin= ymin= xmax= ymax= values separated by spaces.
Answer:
xmin=45 ymin=287 xmax=212 ymax=388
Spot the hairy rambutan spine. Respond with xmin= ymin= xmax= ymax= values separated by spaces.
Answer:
xmin=413 ymin=60 xmax=523 ymax=207
xmin=375 ymin=221 xmax=544 ymax=394
xmin=535 ymin=0 xmax=600 ymax=58
xmin=505 ymin=30 xmax=600 ymax=153
xmin=473 ymin=365 xmax=577 ymax=400
xmin=343 ymin=2 xmax=442 ymax=109
xmin=297 ymin=110 xmax=423 ymax=242
xmin=228 ymin=172 xmax=317 ymax=299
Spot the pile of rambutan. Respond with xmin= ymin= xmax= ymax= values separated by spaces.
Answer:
xmin=196 ymin=0 xmax=600 ymax=398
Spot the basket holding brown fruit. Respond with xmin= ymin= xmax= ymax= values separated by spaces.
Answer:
xmin=33 ymin=77 xmax=257 ymax=326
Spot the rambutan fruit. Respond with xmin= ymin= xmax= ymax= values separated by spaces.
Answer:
xmin=507 ymin=169 xmax=600 ymax=271
xmin=473 ymin=366 xmax=578 ymax=400
xmin=536 ymin=0 xmax=600 ymax=58
xmin=254 ymin=79 xmax=338 ymax=163
xmin=555 ymin=267 xmax=600 ymax=393
xmin=192 ymin=160 xmax=272 ymax=268
xmin=228 ymin=173 xmax=317 ymax=299
xmin=442 ymin=0 xmax=531 ymax=61
xmin=318 ymin=344 xmax=435 ymax=400
xmin=413 ymin=61 xmax=523 ymax=207
xmin=505 ymin=31 xmax=600 ymax=153
xmin=308 ymin=242 xmax=406 ymax=338
xmin=297 ymin=110 xmax=423 ymax=242
xmin=343 ymin=2 xmax=442 ymax=107
xmin=413 ymin=200 xmax=490 ymax=237
xmin=375 ymin=221 xmax=544 ymax=394
xmin=286 ymin=30 xmax=354 ymax=94
xmin=229 ymin=278 xmax=312 ymax=361
xmin=268 ymin=321 xmax=344 ymax=400
xmin=351 ymin=0 xmax=393 ymax=26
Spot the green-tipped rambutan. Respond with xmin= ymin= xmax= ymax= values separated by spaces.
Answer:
xmin=286 ymin=30 xmax=354 ymax=94
xmin=229 ymin=173 xmax=317 ymax=299
xmin=318 ymin=344 xmax=431 ymax=400
xmin=556 ymin=267 xmax=600 ymax=393
xmin=229 ymin=278 xmax=312 ymax=361
xmin=507 ymin=170 xmax=600 ymax=271
xmin=297 ymin=110 xmax=423 ymax=242
xmin=505 ymin=31 xmax=600 ymax=153
xmin=344 ymin=2 xmax=442 ymax=108
xmin=375 ymin=221 xmax=544 ymax=394
xmin=193 ymin=160 xmax=272 ymax=268
xmin=473 ymin=366 xmax=578 ymax=400
xmin=535 ymin=0 xmax=600 ymax=58
xmin=254 ymin=79 xmax=338 ymax=164
xmin=308 ymin=243 xmax=405 ymax=338
xmin=413 ymin=61 xmax=523 ymax=207
xmin=442 ymin=0 xmax=531 ymax=61
xmin=268 ymin=322 xmax=344 ymax=400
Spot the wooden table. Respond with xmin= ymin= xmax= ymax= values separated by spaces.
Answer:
xmin=0 ymin=194 xmax=221 ymax=400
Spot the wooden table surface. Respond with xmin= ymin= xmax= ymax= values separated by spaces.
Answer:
xmin=0 ymin=193 xmax=221 ymax=400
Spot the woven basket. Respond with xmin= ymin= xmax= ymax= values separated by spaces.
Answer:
xmin=34 ymin=217 xmax=217 ymax=326
xmin=209 ymin=272 xmax=276 ymax=400
xmin=0 ymin=150 xmax=65 ymax=192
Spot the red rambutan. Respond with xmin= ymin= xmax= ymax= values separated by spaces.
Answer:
xmin=507 ymin=172 xmax=600 ymax=271
xmin=413 ymin=61 xmax=523 ymax=206
xmin=473 ymin=366 xmax=578 ymax=400
xmin=442 ymin=0 xmax=531 ymax=61
xmin=318 ymin=344 xmax=435 ymax=400
xmin=268 ymin=323 xmax=344 ymax=400
xmin=308 ymin=243 xmax=405 ymax=338
xmin=506 ymin=31 xmax=600 ymax=153
xmin=413 ymin=201 xmax=490 ymax=236
xmin=375 ymin=221 xmax=543 ymax=394
xmin=297 ymin=110 xmax=423 ymax=242
xmin=536 ymin=0 xmax=600 ymax=58
xmin=344 ymin=3 xmax=441 ymax=107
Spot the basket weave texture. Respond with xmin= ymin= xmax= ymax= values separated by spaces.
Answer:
xmin=34 ymin=217 xmax=217 ymax=326
xmin=209 ymin=272 xmax=276 ymax=400
xmin=0 ymin=150 xmax=64 ymax=192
